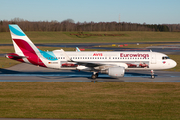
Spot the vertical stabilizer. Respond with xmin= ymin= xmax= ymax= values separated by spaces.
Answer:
xmin=8 ymin=24 xmax=46 ymax=67
xmin=9 ymin=24 xmax=39 ymax=55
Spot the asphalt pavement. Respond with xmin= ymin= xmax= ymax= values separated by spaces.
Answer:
xmin=0 ymin=63 xmax=179 ymax=82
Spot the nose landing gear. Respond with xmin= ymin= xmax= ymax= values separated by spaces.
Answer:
xmin=151 ymin=70 xmax=155 ymax=79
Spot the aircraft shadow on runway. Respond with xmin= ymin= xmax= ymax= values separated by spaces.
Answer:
xmin=0 ymin=68 xmax=155 ymax=79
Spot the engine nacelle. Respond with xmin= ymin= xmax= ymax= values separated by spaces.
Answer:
xmin=108 ymin=67 xmax=125 ymax=78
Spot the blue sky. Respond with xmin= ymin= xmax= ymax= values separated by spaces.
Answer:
xmin=0 ymin=0 xmax=179 ymax=24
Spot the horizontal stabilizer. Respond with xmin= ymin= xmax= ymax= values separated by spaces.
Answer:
xmin=6 ymin=53 xmax=26 ymax=59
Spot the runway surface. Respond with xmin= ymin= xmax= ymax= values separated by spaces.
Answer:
xmin=0 ymin=63 xmax=179 ymax=82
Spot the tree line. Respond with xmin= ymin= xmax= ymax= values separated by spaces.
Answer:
xmin=0 ymin=18 xmax=179 ymax=32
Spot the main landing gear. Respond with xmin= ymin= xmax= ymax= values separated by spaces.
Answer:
xmin=151 ymin=70 xmax=155 ymax=79
xmin=91 ymin=72 xmax=99 ymax=79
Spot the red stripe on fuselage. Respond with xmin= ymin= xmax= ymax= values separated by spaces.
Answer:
xmin=13 ymin=39 xmax=46 ymax=67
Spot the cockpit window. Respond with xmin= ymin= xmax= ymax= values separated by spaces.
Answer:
xmin=162 ymin=56 xmax=170 ymax=60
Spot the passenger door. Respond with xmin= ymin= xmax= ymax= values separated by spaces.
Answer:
xmin=151 ymin=54 xmax=156 ymax=64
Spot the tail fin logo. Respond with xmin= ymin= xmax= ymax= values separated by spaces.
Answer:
xmin=9 ymin=25 xmax=25 ymax=36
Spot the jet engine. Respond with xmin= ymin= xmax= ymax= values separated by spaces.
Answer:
xmin=101 ymin=67 xmax=125 ymax=78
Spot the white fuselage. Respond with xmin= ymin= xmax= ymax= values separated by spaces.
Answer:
xmin=39 ymin=50 xmax=177 ymax=70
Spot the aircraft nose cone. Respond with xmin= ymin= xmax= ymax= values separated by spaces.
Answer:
xmin=172 ymin=60 xmax=177 ymax=68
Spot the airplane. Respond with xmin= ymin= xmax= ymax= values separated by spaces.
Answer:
xmin=6 ymin=24 xmax=177 ymax=79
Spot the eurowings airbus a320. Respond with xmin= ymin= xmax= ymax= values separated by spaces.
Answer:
xmin=6 ymin=25 xmax=177 ymax=79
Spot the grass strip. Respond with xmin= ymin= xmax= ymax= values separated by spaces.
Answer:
xmin=1 ymin=31 xmax=180 ymax=44
xmin=0 ymin=82 xmax=180 ymax=120
xmin=0 ymin=57 xmax=19 ymax=68
xmin=96 ymin=44 xmax=177 ymax=48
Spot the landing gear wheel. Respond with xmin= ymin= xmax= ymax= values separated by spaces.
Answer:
xmin=151 ymin=70 xmax=155 ymax=79
xmin=95 ymin=73 xmax=99 ymax=77
xmin=91 ymin=72 xmax=98 ymax=79
xmin=151 ymin=75 xmax=155 ymax=79
xmin=91 ymin=74 xmax=97 ymax=79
